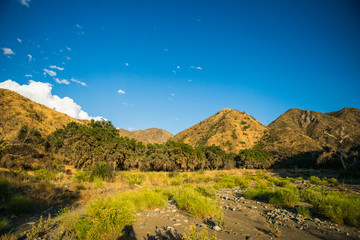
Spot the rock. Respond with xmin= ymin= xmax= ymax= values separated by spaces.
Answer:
xmin=213 ymin=226 xmax=221 ymax=231
xmin=335 ymin=228 xmax=341 ymax=232
xmin=154 ymin=208 xmax=159 ymax=212
xmin=173 ymin=223 xmax=182 ymax=226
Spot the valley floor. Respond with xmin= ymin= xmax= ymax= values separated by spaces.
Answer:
xmin=1 ymin=168 xmax=359 ymax=240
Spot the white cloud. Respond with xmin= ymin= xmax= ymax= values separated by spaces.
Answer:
xmin=49 ymin=65 xmax=64 ymax=71
xmin=65 ymin=56 xmax=71 ymax=61
xmin=191 ymin=66 xmax=202 ymax=70
xmin=54 ymin=78 xmax=70 ymax=85
xmin=171 ymin=93 xmax=175 ymax=97
xmin=75 ymin=24 xmax=83 ymax=29
xmin=66 ymin=47 xmax=71 ymax=51
xmin=125 ymin=63 xmax=129 ymax=66
xmin=177 ymin=66 xmax=180 ymax=69
xmin=20 ymin=0 xmax=30 ymax=7
xmin=27 ymin=54 xmax=32 ymax=61
xmin=17 ymin=38 xmax=22 ymax=43
xmin=25 ymin=74 xmax=32 ymax=78
xmin=70 ymin=78 xmax=87 ymax=87
xmin=43 ymin=69 xmax=56 ymax=77
xmin=188 ymin=79 xmax=193 ymax=82
xmin=0 ymin=80 xmax=103 ymax=120
xmin=2 ymin=48 xmax=15 ymax=55
xmin=117 ymin=89 xmax=126 ymax=94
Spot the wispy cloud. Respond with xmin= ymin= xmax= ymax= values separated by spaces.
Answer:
xmin=125 ymin=63 xmax=129 ymax=66
xmin=25 ymin=74 xmax=32 ymax=78
xmin=50 ymin=65 xmax=64 ymax=71
xmin=66 ymin=47 xmax=71 ymax=51
xmin=2 ymin=48 xmax=15 ymax=55
xmin=54 ymin=78 xmax=70 ymax=85
xmin=43 ymin=69 xmax=56 ymax=77
xmin=0 ymin=79 xmax=103 ymax=120
xmin=117 ymin=89 xmax=126 ymax=94
xmin=70 ymin=78 xmax=87 ymax=87
xmin=65 ymin=56 xmax=71 ymax=61
xmin=27 ymin=54 xmax=32 ymax=61
xmin=17 ymin=38 xmax=22 ymax=43
xmin=20 ymin=0 xmax=30 ymax=8
xmin=75 ymin=24 xmax=83 ymax=29
xmin=191 ymin=66 xmax=202 ymax=70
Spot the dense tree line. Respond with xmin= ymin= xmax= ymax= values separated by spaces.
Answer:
xmin=0 ymin=120 xmax=277 ymax=171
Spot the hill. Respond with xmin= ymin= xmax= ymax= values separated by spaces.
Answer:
xmin=263 ymin=108 xmax=360 ymax=153
xmin=118 ymin=128 xmax=173 ymax=144
xmin=0 ymin=88 xmax=83 ymax=140
xmin=173 ymin=108 xmax=267 ymax=153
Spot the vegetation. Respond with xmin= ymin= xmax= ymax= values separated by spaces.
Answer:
xmin=235 ymin=149 xmax=274 ymax=169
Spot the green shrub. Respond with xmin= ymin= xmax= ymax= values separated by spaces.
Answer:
xmin=93 ymin=178 xmax=104 ymax=189
xmin=269 ymin=188 xmax=299 ymax=207
xmin=244 ymin=188 xmax=273 ymax=202
xmin=297 ymin=205 xmax=311 ymax=218
xmin=76 ymin=197 xmax=136 ymax=239
xmin=301 ymin=187 xmax=360 ymax=227
xmin=90 ymin=161 xmax=113 ymax=181
xmin=34 ymin=169 xmax=54 ymax=181
xmin=234 ymin=177 xmax=250 ymax=189
xmin=116 ymin=190 xmax=166 ymax=211
xmin=195 ymin=185 xmax=217 ymax=199
xmin=73 ymin=171 xmax=90 ymax=183
xmin=0 ymin=177 xmax=10 ymax=204
xmin=0 ymin=218 xmax=9 ymax=232
xmin=309 ymin=176 xmax=327 ymax=186
xmin=8 ymin=194 xmax=34 ymax=214
xmin=173 ymin=186 xmax=220 ymax=218
xmin=217 ymin=176 xmax=235 ymax=189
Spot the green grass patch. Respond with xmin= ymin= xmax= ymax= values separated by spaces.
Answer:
xmin=269 ymin=187 xmax=299 ymax=207
xmin=297 ymin=205 xmax=311 ymax=218
xmin=8 ymin=194 xmax=34 ymax=214
xmin=173 ymin=186 xmax=221 ymax=218
xmin=0 ymin=218 xmax=9 ymax=232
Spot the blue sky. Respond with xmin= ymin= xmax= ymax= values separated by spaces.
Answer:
xmin=1 ymin=0 xmax=360 ymax=134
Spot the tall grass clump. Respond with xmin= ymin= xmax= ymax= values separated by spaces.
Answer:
xmin=269 ymin=187 xmax=299 ymax=207
xmin=173 ymin=186 xmax=220 ymax=218
xmin=244 ymin=182 xmax=273 ymax=202
xmin=116 ymin=189 xmax=167 ymax=211
xmin=0 ymin=218 xmax=9 ymax=232
xmin=90 ymin=161 xmax=114 ymax=181
xmin=301 ymin=188 xmax=360 ymax=227
xmin=73 ymin=171 xmax=90 ymax=183
xmin=183 ymin=224 xmax=217 ymax=240
xmin=234 ymin=177 xmax=250 ymax=189
xmin=74 ymin=198 xmax=136 ymax=240
xmin=8 ymin=194 xmax=34 ymax=214
xmin=34 ymin=169 xmax=54 ymax=181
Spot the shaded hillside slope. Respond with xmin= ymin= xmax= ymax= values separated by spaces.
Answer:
xmin=173 ymin=108 xmax=267 ymax=153
xmin=118 ymin=128 xmax=173 ymax=144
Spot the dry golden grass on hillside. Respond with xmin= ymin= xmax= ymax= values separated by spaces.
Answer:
xmin=173 ymin=108 xmax=266 ymax=153
xmin=0 ymin=89 xmax=84 ymax=140
xmin=118 ymin=128 xmax=173 ymax=144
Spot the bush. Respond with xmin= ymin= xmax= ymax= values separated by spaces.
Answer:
xmin=195 ymin=185 xmax=217 ymax=199
xmin=8 ymin=194 xmax=34 ymax=214
xmin=73 ymin=171 xmax=90 ymax=183
xmin=0 ymin=177 xmax=10 ymax=204
xmin=34 ymin=169 xmax=54 ymax=181
xmin=0 ymin=218 xmax=9 ymax=232
xmin=173 ymin=186 xmax=220 ymax=218
xmin=234 ymin=177 xmax=250 ymax=189
xmin=269 ymin=188 xmax=299 ymax=207
xmin=297 ymin=205 xmax=311 ymax=218
xmin=301 ymin=187 xmax=360 ymax=227
xmin=309 ymin=176 xmax=327 ymax=186
xmin=90 ymin=161 xmax=113 ymax=181
xmin=76 ymin=197 xmax=136 ymax=239
xmin=244 ymin=188 xmax=273 ymax=202
xmin=116 ymin=190 xmax=166 ymax=211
